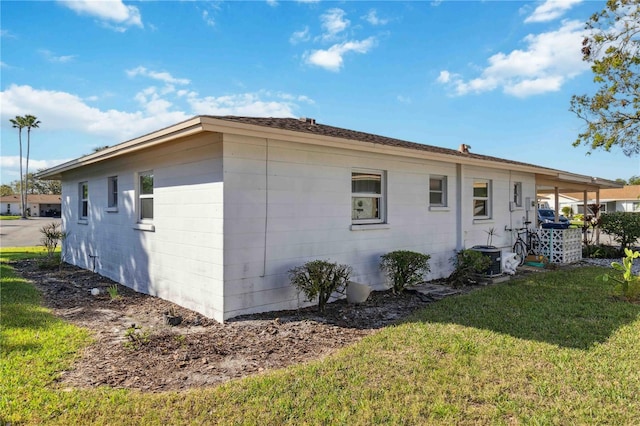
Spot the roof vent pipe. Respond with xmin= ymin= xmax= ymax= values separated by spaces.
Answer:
xmin=458 ymin=144 xmax=471 ymax=154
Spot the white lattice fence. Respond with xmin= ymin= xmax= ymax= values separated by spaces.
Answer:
xmin=538 ymin=228 xmax=582 ymax=264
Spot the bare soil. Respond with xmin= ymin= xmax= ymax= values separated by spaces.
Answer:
xmin=13 ymin=260 xmax=442 ymax=393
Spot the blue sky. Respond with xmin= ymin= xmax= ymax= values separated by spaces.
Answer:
xmin=2 ymin=0 xmax=639 ymax=185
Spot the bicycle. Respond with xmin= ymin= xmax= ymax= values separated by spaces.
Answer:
xmin=510 ymin=221 xmax=541 ymax=265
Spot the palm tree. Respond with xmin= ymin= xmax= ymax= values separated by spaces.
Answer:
xmin=23 ymin=115 xmax=41 ymax=214
xmin=9 ymin=116 xmax=26 ymax=218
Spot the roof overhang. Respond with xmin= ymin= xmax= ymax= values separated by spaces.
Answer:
xmin=36 ymin=115 xmax=624 ymax=193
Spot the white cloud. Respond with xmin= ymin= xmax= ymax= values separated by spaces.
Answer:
xmin=202 ymin=10 xmax=215 ymax=27
xmin=58 ymin=0 xmax=143 ymax=30
xmin=1 ymin=84 xmax=312 ymax=143
xmin=363 ymin=9 xmax=389 ymax=26
xmin=304 ymin=37 xmax=376 ymax=72
xmin=525 ymin=0 xmax=583 ymax=23
xmin=437 ymin=20 xmax=588 ymax=97
xmin=290 ymin=26 xmax=310 ymax=45
xmin=266 ymin=0 xmax=278 ymax=7
xmin=1 ymin=156 xmax=72 ymax=182
xmin=39 ymin=49 xmax=76 ymax=63
xmin=187 ymin=90 xmax=312 ymax=117
xmin=126 ymin=66 xmax=191 ymax=85
xmin=320 ymin=8 xmax=350 ymax=41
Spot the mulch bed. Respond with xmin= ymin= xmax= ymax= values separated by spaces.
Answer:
xmin=13 ymin=260 xmax=441 ymax=392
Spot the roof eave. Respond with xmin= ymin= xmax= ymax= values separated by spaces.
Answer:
xmin=37 ymin=117 xmax=205 ymax=180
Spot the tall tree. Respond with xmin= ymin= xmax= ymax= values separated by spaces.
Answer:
xmin=23 ymin=115 xmax=40 ymax=215
xmin=9 ymin=116 xmax=26 ymax=218
xmin=570 ymin=0 xmax=640 ymax=155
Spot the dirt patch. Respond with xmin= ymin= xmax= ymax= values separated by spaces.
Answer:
xmin=13 ymin=260 xmax=443 ymax=392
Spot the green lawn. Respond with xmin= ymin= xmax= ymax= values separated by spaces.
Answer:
xmin=0 ymin=215 xmax=21 ymax=220
xmin=1 ymin=248 xmax=639 ymax=425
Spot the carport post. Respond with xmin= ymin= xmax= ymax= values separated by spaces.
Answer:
xmin=596 ymin=189 xmax=600 ymax=245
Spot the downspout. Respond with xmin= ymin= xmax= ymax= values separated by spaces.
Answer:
xmin=456 ymin=163 xmax=463 ymax=250
xmin=596 ymin=188 xmax=600 ymax=245
xmin=261 ymin=138 xmax=269 ymax=277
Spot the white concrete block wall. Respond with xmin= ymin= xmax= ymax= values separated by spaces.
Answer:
xmin=461 ymin=166 xmax=536 ymax=252
xmin=221 ymin=134 xmax=466 ymax=319
xmin=61 ymin=133 xmax=226 ymax=321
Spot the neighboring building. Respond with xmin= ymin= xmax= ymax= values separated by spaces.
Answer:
xmin=547 ymin=185 xmax=640 ymax=215
xmin=38 ymin=116 xmax=620 ymax=322
xmin=0 ymin=194 xmax=61 ymax=217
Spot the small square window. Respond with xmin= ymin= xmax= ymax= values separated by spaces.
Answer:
xmin=138 ymin=171 xmax=154 ymax=221
xmin=108 ymin=176 xmax=118 ymax=208
xmin=429 ymin=176 xmax=447 ymax=206
xmin=79 ymin=181 xmax=88 ymax=219
xmin=352 ymin=170 xmax=385 ymax=224
xmin=473 ymin=180 xmax=491 ymax=218
xmin=513 ymin=182 xmax=522 ymax=208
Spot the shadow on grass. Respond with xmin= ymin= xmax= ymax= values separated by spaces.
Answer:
xmin=408 ymin=267 xmax=640 ymax=350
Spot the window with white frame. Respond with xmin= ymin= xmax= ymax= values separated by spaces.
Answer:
xmin=352 ymin=170 xmax=385 ymax=224
xmin=473 ymin=179 xmax=491 ymax=218
xmin=429 ymin=176 xmax=447 ymax=207
xmin=138 ymin=171 xmax=154 ymax=221
xmin=108 ymin=176 xmax=118 ymax=208
xmin=513 ymin=182 xmax=522 ymax=208
xmin=79 ymin=181 xmax=88 ymax=219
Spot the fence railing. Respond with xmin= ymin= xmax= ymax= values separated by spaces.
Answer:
xmin=538 ymin=228 xmax=582 ymax=264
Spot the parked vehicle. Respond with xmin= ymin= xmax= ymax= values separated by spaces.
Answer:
xmin=537 ymin=208 xmax=570 ymax=229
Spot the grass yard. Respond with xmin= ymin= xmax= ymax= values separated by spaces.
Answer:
xmin=1 ymin=247 xmax=639 ymax=425
xmin=0 ymin=215 xmax=21 ymax=220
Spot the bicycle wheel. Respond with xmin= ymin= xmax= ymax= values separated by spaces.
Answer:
xmin=513 ymin=239 xmax=526 ymax=266
xmin=529 ymin=233 xmax=541 ymax=255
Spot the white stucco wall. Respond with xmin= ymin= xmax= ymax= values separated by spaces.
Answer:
xmin=61 ymin=133 xmax=226 ymax=321
xmin=220 ymin=134 xmax=538 ymax=319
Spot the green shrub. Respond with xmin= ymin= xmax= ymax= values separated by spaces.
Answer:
xmin=289 ymin=260 xmax=352 ymax=312
xmin=380 ymin=250 xmax=431 ymax=293
xmin=599 ymin=212 xmax=640 ymax=252
xmin=601 ymin=248 xmax=640 ymax=301
xmin=448 ymin=249 xmax=492 ymax=288
xmin=583 ymin=244 xmax=622 ymax=259
xmin=40 ymin=222 xmax=66 ymax=256
xmin=561 ymin=206 xmax=573 ymax=218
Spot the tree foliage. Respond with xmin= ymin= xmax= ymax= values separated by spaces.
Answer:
xmin=599 ymin=212 xmax=640 ymax=253
xmin=10 ymin=172 xmax=61 ymax=195
xmin=570 ymin=0 xmax=640 ymax=155
xmin=9 ymin=114 xmax=40 ymax=218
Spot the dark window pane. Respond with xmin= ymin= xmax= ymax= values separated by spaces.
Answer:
xmin=140 ymin=198 xmax=154 ymax=220
xmin=473 ymin=182 xmax=488 ymax=198
xmin=140 ymin=174 xmax=154 ymax=195
xmin=429 ymin=178 xmax=442 ymax=191
xmin=430 ymin=192 xmax=443 ymax=205
xmin=474 ymin=200 xmax=487 ymax=216
xmin=82 ymin=201 xmax=88 ymax=217
xmin=352 ymin=173 xmax=381 ymax=194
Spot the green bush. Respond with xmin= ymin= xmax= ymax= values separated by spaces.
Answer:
xmin=599 ymin=212 xmax=640 ymax=252
xmin=289 ymin=260 xmax=352 ymax=312
xmin=561 ymin=206 xmax=573 ymax=218
xmin=380 ymin=250 xmax=431 ymax=293
xmin=583 ymin=244 xmax=622 ymax=259
xmin=448 ymin=249 xmax=492 ymax=288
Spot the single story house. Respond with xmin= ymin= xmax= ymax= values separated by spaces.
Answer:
xmin=0 ymin=194 xmax=61 ymax=217
xmin=39 ymin=116 xmax=620 ymax=322
xmin=548 ymin=185 xmax=640 ymax=215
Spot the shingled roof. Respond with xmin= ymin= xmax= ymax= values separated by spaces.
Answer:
xmin=205 ymin=116 xmax=557 ymax=172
